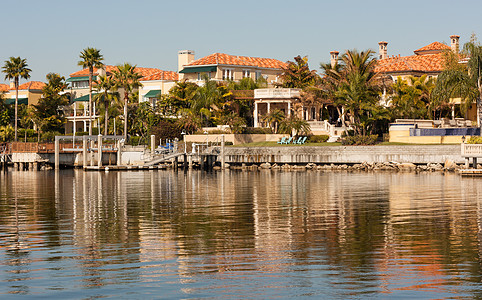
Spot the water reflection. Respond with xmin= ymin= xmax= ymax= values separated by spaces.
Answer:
xmin=0 ymin=169 xmax=482 ymax=298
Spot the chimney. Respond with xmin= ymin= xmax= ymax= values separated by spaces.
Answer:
xmin=178 ymin=50 xmax=195 ymax=73
xmin=378 ymin=41 xmax=388 ymax=59
xmin=450 ymin=35 xmax=460 ymax=54
xmin=330 ymin=51 xmax=339 ymax=68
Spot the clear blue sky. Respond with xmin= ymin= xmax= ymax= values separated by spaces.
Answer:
xmin=1 ymin=0 xmax=481 ymax=83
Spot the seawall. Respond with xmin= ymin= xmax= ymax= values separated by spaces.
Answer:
xmin=224 ymin=145 xmax=463 ymax=164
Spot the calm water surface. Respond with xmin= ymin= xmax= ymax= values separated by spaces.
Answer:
xmin=1 ymin=169 xmax=482 ymax=299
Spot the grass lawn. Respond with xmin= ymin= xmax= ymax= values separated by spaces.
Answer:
xmin=231 ymin=141 xmax=342 ymax=147
xmin=231 ymin=141 xmax=459 ymax=147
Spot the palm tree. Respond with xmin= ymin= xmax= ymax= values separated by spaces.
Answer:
xmin=335 ymin=49 xmax=381 ymax=135
xmin=78 ymin=47 xmax=104 ymax=135
xmin=262 ymin=109 xmax=285 ymax=133
xmin=433 ymin=36 xmax=482 ymax=126
xmin=279 ymin=55 xmax=319 ymax=89
xmin=94 ymin=75 xmax=117 ymax=135
xmin=2 ymin=57 xmax=31 ymax=141
xmin=112 ymin=63 xmax=142 ymax=140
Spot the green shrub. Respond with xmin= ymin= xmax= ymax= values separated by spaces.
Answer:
xmin=41 ymin=131 xmax=62 ymax=142
xmin=341 ymin=135 xmax=378 ymax=146
xmin=75 ymin=131 xmax=88 ymax=136
xmin=224 ymin=141 xmax=233 ymax=145
xmin=128 ymin=136 xmax=147 ymax=146
xmin=467 ymin=136 xmax=482 ymax=144
xmin=308 ymin=135 xmax=329 ymax=143
xmin=149 ymin=119 xmax=182 ymax=146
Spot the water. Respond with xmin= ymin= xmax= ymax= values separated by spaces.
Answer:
xmin=1 ymin=169 xmax=482 ymax=299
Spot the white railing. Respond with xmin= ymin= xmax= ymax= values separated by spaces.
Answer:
xmin=461 ymin=143 xmax=482 ymax=157
xmin=254 ymin=88 xmax=301 ymax=99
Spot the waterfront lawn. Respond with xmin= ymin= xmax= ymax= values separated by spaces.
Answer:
xmin=233 ymin=142 xmax=342 ymax=147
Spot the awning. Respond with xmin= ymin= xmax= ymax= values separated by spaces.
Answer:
xmin=73 ymin=93 xmax=98 ymax=102
xmin=66 ymin=76 xmax=96 ymax=82
xmin=5 ymin=98 xmax=28 ymax=105
xmin=144 ymin=89 xmax=161 ymax=98
xmin=179 ymin=66 xmax=217 ymax=74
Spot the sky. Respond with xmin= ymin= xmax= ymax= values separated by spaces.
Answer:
xmin=1 ymin=0 xmax=481 ymax=83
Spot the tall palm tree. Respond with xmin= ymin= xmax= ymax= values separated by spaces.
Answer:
xmin=433 ymin=37 xmax=482 ymax=126
xmin=2 ymin=57 xmax=31 ymax=141
xmin=94 ymin=75 xmax=117 ymax=135
xmin=112 ymin=63 xmax=142 ymax=140
xmin=335 ymin=49 xmax=381 ymax=135
xmin=78 ymin=47 xmax=104 ymax=135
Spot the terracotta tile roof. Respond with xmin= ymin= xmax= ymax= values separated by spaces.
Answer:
xmin=374 ymin=41 xmax=456 ymax=74
xmin=414 ymin=42 xmax=450 ymax=54
xmin=70 ymin=65 xmax=117 ymax=77
xmin=140 ymin=70 xmax=178 ymax=81
xmin=10 ymin=81 xmax=46 ymax=91
xmin=0 ymin=84 xmax=9 ymax=92
xmin=375 ymin=53 xmax=447 ymax=73
xmin=70 ymin=65 xmax=162 ymax=78
xmin=186 ymin=53 xmax=287 ymax=69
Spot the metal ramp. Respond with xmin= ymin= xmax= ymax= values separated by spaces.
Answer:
xmin=143 ymin=152 xmax=185 ymax=166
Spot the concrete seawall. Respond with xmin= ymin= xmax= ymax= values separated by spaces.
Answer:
xmin=225 ymin=145 xmax=463 ymax=164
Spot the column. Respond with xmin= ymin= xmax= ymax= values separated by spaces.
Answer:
xmin=54 ymin=138 xmax=60 ymax=170
xmin=98 ymin=134 xmax=103 ymax=167
xmin=150 ymin=135 xmax=156 ymax=155
xmin=287 ymin=102 xmax=291 ymax=117
xmin=254 ymin=102 xmax=259 ymax=127
xmin=83 ymin=138 xmax=87 ymax=168
xmin=221 ymin=134 xmax=225 ymax=170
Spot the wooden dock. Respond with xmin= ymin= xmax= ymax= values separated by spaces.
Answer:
xmin=458 ymin=169 xmax=482 ymax=176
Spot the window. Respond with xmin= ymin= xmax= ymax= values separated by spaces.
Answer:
xmin=243 ymin=70 xmax=251 ymax=78
xmin=222 ymin=69 xmax=233 ymax=81
xmin=198 ymin=72 xmax=211 ymax=81
xmin=72 ymin=80 xmax=89 ymax=88
xmin=255 ymin=71 xmax=262 ymax=80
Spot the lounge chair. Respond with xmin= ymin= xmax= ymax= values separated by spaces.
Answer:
xmin=277 ymin=137 xmax=287 ymax=144
xmin=297 ymin=136 xmax=307 ymax=144
xmin=284 ymin=137 xmax=293 ymax=144
xmin=293 ymin=137 xmax=303 ymax=144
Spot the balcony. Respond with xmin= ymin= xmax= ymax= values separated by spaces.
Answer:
xmin=254 ymin=88 xmax=301 ymax=99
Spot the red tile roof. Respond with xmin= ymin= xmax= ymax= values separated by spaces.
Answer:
xmin=0 ymin=84 xmax=9 ymax=92
xmin=10 ymin=81 xmax=46 ymax=91
xmin=413 ymin=42 xmax=450 ymax=54
xmin=186 ymin=53 xmax=287 ymax=69
xmin=140 ymin=70 xmax=178 ymax=81
xmin=70 ymin=65 xmax=162 ymax=78
xmin=375 ymin=53 xmax=446 ymax=73
xmin=375 ymin=41 xmax=454 ymax=74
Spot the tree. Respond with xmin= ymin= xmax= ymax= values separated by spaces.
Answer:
xmin=334 ymin=49 xmax=382 ymax=135
xmin=112 ymin=63 xmax=142 ymax=140
xmin=279 ymin=116 xmax=311 ymax=136
xmin=94 ymin=75 xmax=117 ymax=135
xmin=78 ymin=47 xmax=104 ymax=135
xmin=31 ymin=73 xmax=69 ymax=134
xmin=390 ymin=77 xmax=426 ymax=119
xmin=262 ymin=109 xmax=285 ymax=133
xmin=2 ymin=56 xmax=31 ymax=141
xmin=158 ymin=80 xmax=198 ymax=116
xmin=279 ymin=55 xmax=319 ymax=89
xmin=433 ymin=35 xmax=482 ymax=126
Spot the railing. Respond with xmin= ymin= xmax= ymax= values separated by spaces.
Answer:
xmin=9 ymin=142 xmax=117 ymax=153
xmin=461 ymin=143 xmax=482 ymax=157
xmin=254 ymin=88 xmax=301 ymax=99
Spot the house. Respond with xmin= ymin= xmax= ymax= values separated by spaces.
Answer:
xmin=64 ymin=65 xmax=163 ymax=134
xmin=1 ymin=81 xmax=45 ymax=106
xmin=138 ymin=70 xmax=178 ymax=106
xmin=178 ymin=50 xmax=286 ymax=85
